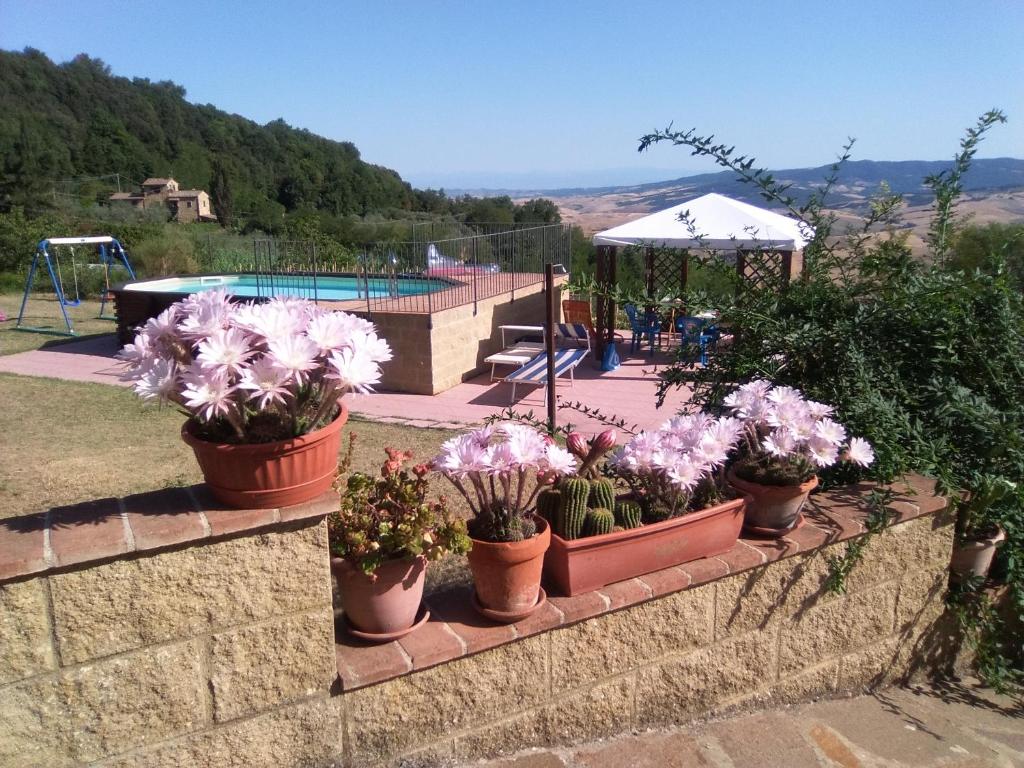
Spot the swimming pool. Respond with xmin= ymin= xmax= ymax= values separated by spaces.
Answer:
xmin=123 ymin=273 xmax=447 ymax=302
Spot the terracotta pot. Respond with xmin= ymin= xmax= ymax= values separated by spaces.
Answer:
xmin=727 ymin=468 xmax=818 ymax=536
xmin=544 ymin=496 xmax=745 ymax=596
xmin=950 ymin=527 xmax=1006 ymax=583
xmin=181 ymin=402 xmax=349 ymax=509
xmin=332 ymin=555 xmax=426 ymax=638
xmin=467 ymin=517 xmax=550 ymax=621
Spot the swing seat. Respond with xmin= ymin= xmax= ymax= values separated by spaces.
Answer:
xmin=61 ymin=297 xmax=82 ymax=307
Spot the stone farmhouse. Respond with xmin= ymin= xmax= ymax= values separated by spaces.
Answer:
xmin=109 ymin=177 xmax=217 ymax=223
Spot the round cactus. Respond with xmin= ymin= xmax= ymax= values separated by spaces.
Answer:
xmin=584 ymin=507 xmax=615 ymax=537
xmin=536 ymin=488 xmax=561 ymax=522
xmin=614 ymin=500 xmax=643 ymax=529
xmin=556 ymin=477 xmax=590 ymax=539
xmin=588 ymin=478 xmax=615 ymax=511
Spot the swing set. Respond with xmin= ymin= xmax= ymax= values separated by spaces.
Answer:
xmin=15 ymin=236 xmax=136 ymax=336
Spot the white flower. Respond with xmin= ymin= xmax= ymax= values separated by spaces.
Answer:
xmin=268 ymin=334 xmax=321 ymax=384
xmin=197 ymin=328 xmax=252 ymax=375
xmin=543 ymin=444 xmax=577 ymax=475
xmin=806 ymin=400 xmax=835 ymax=419
xmin=346 ymin=329 xmax=393 ymax=364
xmin=434 ymin=434 xmax=488 ymax=477
xmin=326 ymin=347 xmax=382 ymax=393
xmin=237 ymin=355 xmax=293 ymax=408
xmin=181 ymin=365 xmax=237 ymax=422
xmin=814 ymin=417 xmax=847 ymax=447
xmin=133 ymin=358 xmax=178 ymax=403
xmin=306 ymin=311 xmax=356 ymax=353
xmin=499 ymin=423 xmax=547 ymax=468
xmin=807 ymin=436 xmax=840 ymax=468
xmin=763 ymin=429 xmax=797 ymax=457
xmin=178 ymin=289 xmax=234 ymax=340
xmin=117 ymin=330 xmax=155 ymax=372
xmin=846 ymin=437 xmax=875 ymax=467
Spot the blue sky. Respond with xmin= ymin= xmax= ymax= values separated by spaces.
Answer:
xmin=2 ymin=0 xmax=1021 ymax=189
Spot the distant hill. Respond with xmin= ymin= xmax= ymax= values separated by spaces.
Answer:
xmin=532 ymin=159 xmax=1024 ymax=235
xmin=0 ymin=48 xmax=417 ymax=221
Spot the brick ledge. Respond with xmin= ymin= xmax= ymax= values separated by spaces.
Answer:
xmin=335 ymin=474 xmax=952 ymax=692
xmin=0 ymin=486 xmax=337 ymax=582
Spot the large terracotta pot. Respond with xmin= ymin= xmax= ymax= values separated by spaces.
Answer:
xmin=544 ymin=496 xmax=745 ymax=596
xmin=467 ymin=517 xmax=550 ymax=622
xmin=181 ymin=402 xmax=349 ymax=509
xmin=332 ymin=555 xmax=427 ymax=640
xmin=950 ymin=527 xmax=1006 ymax=583
xmin=727 ymin=468 xmax=818 ymax=536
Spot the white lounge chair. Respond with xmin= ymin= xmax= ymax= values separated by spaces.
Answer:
xmin=503 ymin=323 xmax=591 ymax=401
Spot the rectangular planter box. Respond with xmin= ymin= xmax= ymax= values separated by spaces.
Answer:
xmin=542 ymin=496 xmax=746 ymax=596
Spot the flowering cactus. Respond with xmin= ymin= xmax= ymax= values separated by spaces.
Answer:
xmin=432 ymin=422 xmax=578 ymax=542
xmin=117 ymin=291 xmax=392 ymax=443
xmin=723 ymin=381 xmax=874 ymax=485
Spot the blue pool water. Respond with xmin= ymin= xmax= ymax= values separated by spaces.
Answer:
xmin=125 ymin=274 xmax=446 ymax=301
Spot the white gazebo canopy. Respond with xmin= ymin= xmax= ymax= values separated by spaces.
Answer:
xmin=592 ymin=192 xmax=812 ymax=250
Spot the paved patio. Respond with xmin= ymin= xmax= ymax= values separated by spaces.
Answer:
xmin=0 ymin=333 xmax=695 ymax=434
xmin=452 ymin=678 xmax=1024 ymax=768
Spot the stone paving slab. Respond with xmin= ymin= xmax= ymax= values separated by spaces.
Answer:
xmin=449 ymin=678 xmax=1023 ymax=768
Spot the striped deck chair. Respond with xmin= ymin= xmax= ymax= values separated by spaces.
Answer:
xmin=503 ymin=323 xmax=590 ymax=401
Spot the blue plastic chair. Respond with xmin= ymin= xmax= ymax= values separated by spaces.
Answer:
xmin=624 ymin=303 xmax=661 ymax=356
xmin=675 ymin=316 xmax=717 ymax=365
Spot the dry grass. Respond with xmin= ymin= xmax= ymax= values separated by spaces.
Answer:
xmin=0 ymin=373 xmax=466 ymax=520
xmin=0 ymin=294 xmax=116 ymax=356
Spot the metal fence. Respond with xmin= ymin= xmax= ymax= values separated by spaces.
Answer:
xmin=250 ymin=223 xmax=572 ymax=314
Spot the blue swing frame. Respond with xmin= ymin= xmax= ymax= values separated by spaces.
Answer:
xmin=15 ymin=236 xmax=136 ymax=336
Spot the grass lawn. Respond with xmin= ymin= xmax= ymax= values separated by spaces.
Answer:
xmin=0 ymin=293 xmax=116 ymax=356
xmin=0 ymin=373 xmax=464 ymax=520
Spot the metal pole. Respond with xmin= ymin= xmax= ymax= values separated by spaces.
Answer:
xmin=545 ymin=263 xmax=557 ymax=435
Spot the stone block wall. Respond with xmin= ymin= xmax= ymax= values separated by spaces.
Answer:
xmin=365 ymin=277 xmax=562 ymax=395
xmin=0 ymin=477 xmax=959 ymax=767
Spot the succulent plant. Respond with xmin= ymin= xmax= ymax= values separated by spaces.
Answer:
xmin=589 ymin=478 xmax=615 ymax=511
xmin=584 ymin=507 xmax=615 ymax=536
xmin=556 ymin=477 xmax=590 ymax=539
xmin=614 ymin=499 xmax=643 ymax=529
xmin=537 ymin=488 xmax=561 ymax=522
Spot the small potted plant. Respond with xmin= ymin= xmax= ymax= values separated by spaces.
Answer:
xmin=722 ymin=381 xmax=875 ymax=536
xmin=950 ymin=476 xmax=1011 ymax=583
xmin=432 ymin=422 xmax=577 ymax=622
xmin=329 ymin=442 xmax=470 ymax=641
xmin=118 ymin=290 xmax=392 ymax=508
xmin=543 ymin=417 xmax=748 ymax=596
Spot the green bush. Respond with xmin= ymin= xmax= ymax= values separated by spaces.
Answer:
xmin=641 ymin=110 xmax=1022 ymax=691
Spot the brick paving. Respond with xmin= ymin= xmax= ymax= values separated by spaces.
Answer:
xmin=456 ymin=679 xmax=1023 ymax=768
xmin=0 ymin=332 xmax=694 ymax=433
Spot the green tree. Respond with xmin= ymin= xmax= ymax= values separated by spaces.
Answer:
xmin=209 ymin=160 xmax=235 ymax=229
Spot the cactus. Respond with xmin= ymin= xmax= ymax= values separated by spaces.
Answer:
xmin=584 ymin=507 xmax=615 ymax=537
xmin=588 ymin=478 xmax=615 ymax=511
xmin=536 ymin=488 xmax=561 ymax=522
xmin=614 ymin=500 xmax=643 ymax=529
xmin=556 ymin=477 xmax=590 ymax=539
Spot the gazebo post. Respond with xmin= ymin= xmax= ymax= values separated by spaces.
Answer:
xmin=680 ymin=249 xmax=689 ymax=314
xmin=645 ymin=247 xmax=655 ymax=306
xmin=595 ymin=245 xmax=607 ymax=357
xmin=607 ymin=246 xmax=618 ymax=347
xmin=780 ymin=250 xmax=793 ymax=288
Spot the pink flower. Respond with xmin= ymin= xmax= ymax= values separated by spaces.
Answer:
xmin=813 ymin=418 xmax=847 ymax=447
xmin=181 ymin=365 xmax=237 ymax=422
xmin=238 ymin=355 xmax=293 ymax=408
xmin=326 ymin=347 xmax=382 ymax=393
xmin=542 ymin=445 xmax=577 ymax=475
xmin=268 ymin=334 xmax=321 ymax=384
xmin=566 ymin=432 xmax=588 ymax=458
xmin=593 ymin=429 xmax=617 ymax=452
xmin=133 ymin=358 xmax=178 ymax=403
xmin=197 ymin=328 xmax=252 ymax=375
xmin=846 ymin=437 xmax=875 ymax=467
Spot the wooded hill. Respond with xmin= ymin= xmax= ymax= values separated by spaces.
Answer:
xmin=0 ymin=48 xmax=425 ymax=226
